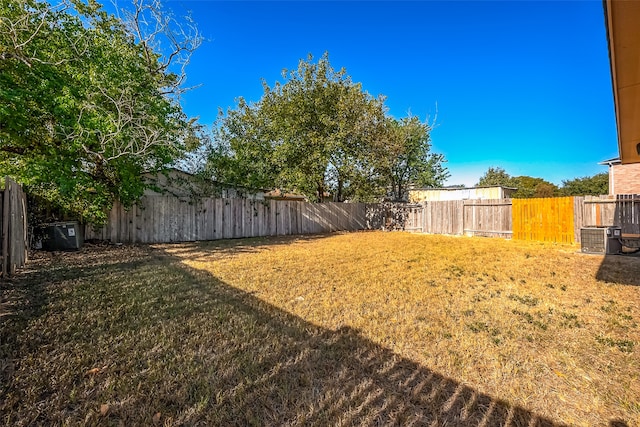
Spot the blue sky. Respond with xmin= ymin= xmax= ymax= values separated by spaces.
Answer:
xmin=163 ymin=0 xmax=616 ymax=186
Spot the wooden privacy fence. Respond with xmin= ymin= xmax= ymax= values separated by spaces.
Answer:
xmin=399 ymin=195 xmax=639 ymax=244
xmin=404 ymin=199 xmax=512 ymax=238
xmin=85 ymin=194 xmax=640 ymax=245
xmin=364 ymin=203 xmax=425 ymax=232
xmin=423 ymin=200 xmax=465 ymax=235
xmin=463 ymin=200 xmax=512 ymax=238
xmin=578 ymin=194 xmax=640 ymax=236
xmin=348 ymin=200 xmax=512 ymax=238
xmin=512 ymin=197 xmax=575 ymax=243
xmin=86 ymin=196 xmax=370 ymax=244
xmin=1 ymin=177 xmax=28 ymax=277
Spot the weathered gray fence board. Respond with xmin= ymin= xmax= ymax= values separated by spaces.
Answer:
xmin=1 ymin=177 xmax=28 ymax=277
xmin=462 ymin=199 xmax=512 ymax=238
xmin=617 ymin=194 xmax=640 ymax=235
xmin=573 ymin=197 xmax=585 ymax=243
xmin=86 ymin=197 xmax=373 ymax=244
xmin=422 ymin=200 xmax=465 ymax=235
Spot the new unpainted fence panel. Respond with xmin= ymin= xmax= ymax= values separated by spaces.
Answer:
xmin=512 ymin=197 xmax=575 ymax=243
xmin=1 ymin=177 xmax=28 ymax=277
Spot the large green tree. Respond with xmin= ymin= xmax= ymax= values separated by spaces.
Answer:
xmin=560 ymin=172 xmax=608 ymax=196
xmin=0 ymin=0 xmax=201 ymax=223
xmin=208 ymin=53 xmax=387 ymax=202
xmin=206 ymin=53 xmax=448 ymax=202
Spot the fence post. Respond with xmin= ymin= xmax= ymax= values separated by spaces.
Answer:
xmin=573 ymin=196 xmax=584 ymax=243
xmin=462 ymin=200 xmax=466 ymax=236
xmin=2 ymin=177 xmax=9 ymax=277
xmin=421 ymin=201 xmax=427 ymax=233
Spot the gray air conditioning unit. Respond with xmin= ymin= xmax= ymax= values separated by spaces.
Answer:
xmin=580 ymin=226 xmax=622 ymax=255
xmin=42 ymin=221 xmax=84 ymax=251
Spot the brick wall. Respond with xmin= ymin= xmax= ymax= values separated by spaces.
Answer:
xmin=611 ymin=163 xmax=640 ymax=194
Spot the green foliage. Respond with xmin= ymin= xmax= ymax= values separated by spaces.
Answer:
xmin=560 ymin=173 xmax=608 ymax=196
xmin=476 ymin=167 xmax=559 ymax=198
xmin=477 ymin=167 xmax=608 ymax=199
xmin=206 ymin=53 xmax=448 ymax=202
xmin=477 ymin=167 xmax=512 ymax=187
xmin=0 ymin=0 xmax=201 ymax=224
xmin=373 ymin=116 xmax=449 ymax=201
xmin=510 ymin=176 xmax=559 ymax=198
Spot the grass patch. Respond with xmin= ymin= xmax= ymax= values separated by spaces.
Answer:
xmin=507 ymin=294 xmax=540 ymax=307
xmin=595 ymin=336 xmax=635 ymax=353
xmin=2 ymin=232 xmax=639 ymax=426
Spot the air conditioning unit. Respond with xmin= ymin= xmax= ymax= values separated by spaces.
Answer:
xmin=42 ymin=221 xmax=84 ymax=251
xmin=580 ymin=226 xmax=622 ymax=255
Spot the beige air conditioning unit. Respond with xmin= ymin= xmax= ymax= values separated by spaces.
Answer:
xmin=580 ymin=226 xmax=622 ymax=255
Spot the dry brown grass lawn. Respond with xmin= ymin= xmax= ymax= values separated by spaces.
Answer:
xmin=172 ymin=232 xmax=640 ymax=426
xmin=1 ymin=231 xmax=639 ymax=426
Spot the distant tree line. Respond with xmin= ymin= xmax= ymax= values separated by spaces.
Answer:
xmin=476 ymin=167 xmax=608 ymax=198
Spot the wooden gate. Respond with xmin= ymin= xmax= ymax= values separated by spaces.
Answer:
xmin=512 ymin=197 xmax=575 ymax=243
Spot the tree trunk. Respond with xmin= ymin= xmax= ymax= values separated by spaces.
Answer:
xmin=317 ymin=182 xmax=324 ymax=203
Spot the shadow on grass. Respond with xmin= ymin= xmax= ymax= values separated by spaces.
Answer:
xmin=596 ymin=252 xmax=640 ymax=286
xmin=151 ymin=232 xmax=345 ymax=262
xmin=2 ymin=240 xmax=568 ymax=426
xmin=1 ymin=270 xmax=49 ymax=397
xmin=594 ymin=194 xmax=640 ymax=287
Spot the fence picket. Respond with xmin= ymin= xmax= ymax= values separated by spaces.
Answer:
xmin=1 ymin=177 xmax=27 ymax=277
